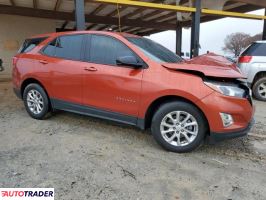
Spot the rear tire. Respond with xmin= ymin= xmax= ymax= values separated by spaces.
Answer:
xmin=151 ymin=101 xmax=208 ymax=153
xmin=23 ymin=83 xmax=50 ymax=119
xmin=252 ymin=77 xmax=266 ymax=101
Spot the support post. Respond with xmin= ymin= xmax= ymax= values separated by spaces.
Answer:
xmin=176 ymin=22 xmax=182 ymax=56
xmin=75 ymin=0 xmax=85 ymax=31
xmin=176 ymin=0 xmax=182 ymax=56
xmin=263 ymin=9 xmax=266 ymax=40
xmin=190 ymin=0 xmax=201 ymax=58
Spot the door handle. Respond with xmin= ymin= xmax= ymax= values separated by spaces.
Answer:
xmin=39 ymin=60 xmax=48 ymax=64
xmin=84 ymin=67 xmax=97 ymax=72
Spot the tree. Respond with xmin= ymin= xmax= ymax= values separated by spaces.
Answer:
xmin=245 ymin=33 xmax=262 ymax=44
xmin=222 ymin=32 xmax=251 ymax=57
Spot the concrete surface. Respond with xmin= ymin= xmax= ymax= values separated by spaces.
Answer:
xmin=0 ymin=81 xmax=266 ymax=200
xmin=0 ymin=14 xmax=56 ymax=78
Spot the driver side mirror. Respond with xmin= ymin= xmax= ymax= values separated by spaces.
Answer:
xmin=116 ymin=56 xmax=143 ymax=68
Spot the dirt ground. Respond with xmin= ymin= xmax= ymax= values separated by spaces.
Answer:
xmin=0 ymin=81 xmax=266 ymax=200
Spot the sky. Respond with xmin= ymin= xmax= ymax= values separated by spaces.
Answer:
xmin=147 ymin=9 xmax=265 ymax=56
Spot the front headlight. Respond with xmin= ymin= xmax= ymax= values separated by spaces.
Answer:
xmin=204 ymin=81 xmax=245 ymax=98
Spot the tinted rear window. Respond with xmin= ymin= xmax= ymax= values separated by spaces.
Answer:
xmin=18 ymin=37 xmax=47 ymax=53
xmin=55 ymin=35 xmax=84 ymax=60
xmin=241 ymin=43 xmax=266 ymax=56
xmin=42 ymin=39 xmax=57 ymax=57
xmin=42 ymin=34 xmax=84 ymax=61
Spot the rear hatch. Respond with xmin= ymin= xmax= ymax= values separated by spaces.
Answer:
xmin=238 ymin=42 xmax=266 ymax=78
xmin=13 ymin=37 xmax=48 ymax=68
xmin=17 ymin=37 xmax=48 ymax=55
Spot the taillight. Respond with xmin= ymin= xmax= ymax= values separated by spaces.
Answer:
xmin=238 ymin=56 xmax=252 ymax=63
xmin=12 ymin=57 xmax=18 ymax=67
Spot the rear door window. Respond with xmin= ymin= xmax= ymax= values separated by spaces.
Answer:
xmin=18 ymin=37 xmax=47 ymax=53
xmin=42 ymin=34 xmax=84 ymax=61
xmin=241 ymin=43 xmax=266 ymax=56
xmin=55 ymin=35 xmax=84 ymax=60
xmin=42 ymin=39 xmax=57 ymax=57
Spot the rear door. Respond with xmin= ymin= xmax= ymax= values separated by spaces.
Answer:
xmin=39 ymin=34 xmax=85 ymax=105
xmin=82 ymin=34 xmax=144 ymax=118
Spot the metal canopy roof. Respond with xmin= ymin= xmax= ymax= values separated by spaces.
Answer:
xmin=0 ymin=0 xmax=264 ymax=36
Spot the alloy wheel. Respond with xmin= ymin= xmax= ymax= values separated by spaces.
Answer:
xmin=27 ymin=89 xmax=44 ymax=115
xmin=160 ymin=111 xmax=199 ymax=147
xmin=258 ymin=82 xmax=266 ymax=98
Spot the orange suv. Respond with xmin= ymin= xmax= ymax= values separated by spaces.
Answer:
xmin=12 ymin=31 xmax=254 ymax=152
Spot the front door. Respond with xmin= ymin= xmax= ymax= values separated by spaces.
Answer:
xmin=83 ymin=34 xmax=143 ymax=118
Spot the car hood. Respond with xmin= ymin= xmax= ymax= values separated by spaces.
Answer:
xmin=162 ymin=63 xmax=245 ymax=79
xmin=184 ymin=52 xmax=238 ymax=69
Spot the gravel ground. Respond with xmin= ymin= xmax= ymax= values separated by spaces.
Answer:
xmin=0 ymin=81 xmax=266 ymax=200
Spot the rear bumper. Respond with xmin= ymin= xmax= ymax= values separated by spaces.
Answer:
xmin=208 ymin=118 xmax=255 ymax=144
xmin=13 ymin=87 xmax=22 ymax=99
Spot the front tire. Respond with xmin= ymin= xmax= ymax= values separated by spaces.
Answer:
xmin=23 ymin=83 xmax=50 ymax=119
xmin=252 ymin=77 xmax=266 ymax=101
xmin=151 ymin=101 xmax=208 ymax=153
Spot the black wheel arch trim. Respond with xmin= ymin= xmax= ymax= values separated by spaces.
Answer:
xmin=20 ymin=77 xmax=49 ymax=98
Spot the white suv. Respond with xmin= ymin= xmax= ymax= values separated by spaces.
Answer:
xmin=238 ymin=41 xmax=266 ymax=101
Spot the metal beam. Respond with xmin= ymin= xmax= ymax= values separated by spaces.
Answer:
xmin=89 ymin=0 xmax=266 ymax=20
xmin=121 ymin=0 xmax=162 ymax=19
xmin=178 ymin=4 xmax=261 ymax=27
xmin=90 ymin=4 xmax=106 ymax=15
xmin=190 ymin=0 xmax=201 ymax=58
xmin=86 ymin=24 xmax=97 ymax=30
xmin=75 ymin=0 xmax=86 ymax=30
xmin=263 ymin=9 xmax=266 ymax=40
xmin=97 ymin=24 xmax=109 ymax=30
xmin=0 ymin=5 xmax=176 ymax=30
xmin=60 ymin=21 xmax=69 ymax=31
xmin=141 ymin=10 xmax=163 ymax=20
xmin=176 ymin=22 xmax=182 ymax=56
xmin=133 ymin=28 xmax=153 ymax=35
xmin=176 ymin=0 xmax=182 ymax=56
xmin=234 ymin=0 xmax=266 ymax=8
xmin=201 ymin=8 xmax=266 ymax=20
xmin=107 ymin=6 xmax=127 ymax=17
xmin=139 ymin=29 xmax=160 ymax=36
xmin=89 ymin=0 xmax=195 ymax=13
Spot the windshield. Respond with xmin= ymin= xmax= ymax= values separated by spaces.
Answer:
xmin=126 ymin=37 xmax=183 ymax=63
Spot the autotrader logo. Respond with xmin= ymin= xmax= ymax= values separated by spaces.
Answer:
xmin=0 ymin=188 xmax=54 ymax=199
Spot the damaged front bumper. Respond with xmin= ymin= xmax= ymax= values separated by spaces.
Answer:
xmin=208 ymin=118 xmax=255 ymax=144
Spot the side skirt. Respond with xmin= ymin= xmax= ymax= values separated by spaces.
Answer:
xmin=50 ymin=98 xmax=145 ymax=129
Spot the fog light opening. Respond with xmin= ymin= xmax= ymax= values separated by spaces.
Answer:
xmin=220 ymin=113 xmax=234 ymax=127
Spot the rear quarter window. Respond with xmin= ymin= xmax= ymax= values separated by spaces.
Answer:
xmin=18 ymin=37 xmax=47 ymax=54
xmin=241 ymin=43 xmax=266 ymax=56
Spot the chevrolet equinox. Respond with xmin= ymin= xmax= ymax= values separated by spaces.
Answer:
xmin=12 ymin=31 xmax=254 ymax=153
